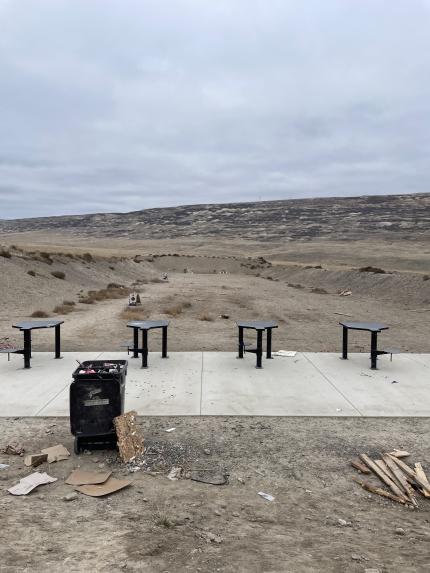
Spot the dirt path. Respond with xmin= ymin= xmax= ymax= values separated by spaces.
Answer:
xmin=1 ymin=416 xmax=429 ymax=572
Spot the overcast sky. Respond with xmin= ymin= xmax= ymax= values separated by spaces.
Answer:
xmin=0 ymin=0 xmax=429 ymax=219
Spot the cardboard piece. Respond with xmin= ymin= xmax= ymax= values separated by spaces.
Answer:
xmin=65 ymin=469 xmax=112 ymax=486
xmin=41 ymin=444 xmax=70 ymax=463
xmin=24 ymin=453 xmax=48 ymax=467
xmin=114 ymin=411 xmax=144 ymax=463
xmin=8 ymin=472 xmax=57 ymax=495
xmin=75 ymin=476 xmax=131 ymax=497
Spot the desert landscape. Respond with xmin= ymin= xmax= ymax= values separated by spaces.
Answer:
xmin=1 ymin=193 xmax=430 ymax=573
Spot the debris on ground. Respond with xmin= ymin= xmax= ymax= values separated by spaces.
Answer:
xmin=8 ymin=472 xmax=57 ymax=495
xmin=167 ymin=467 xmax=183 ymax=481
xmin=191 ymin=469 xmax=228 ymax=485
xmin=114 ymin=410 xmax=144 ymax=463
xmin=0 ymin=463 xmax=10 ymax=470
xmin=197 ymin=530 xmax=223 ymax=544
xmin=272 ymin=350 xmax=297 ymax=357
xmin=2 ymin=440 xmax=25 ymax=455
xmin=75 ymin=476 xmax=131 ymax=497
xmin=24 ymin=453 xmax=48 ymax=467
xmin=63 ymin=492 xmax=79 ymax=502
xmin=351 ymin=450 xmax=430 ymax=507
xmin=257 ymin=491 xmax=275 ymax=502
xmin=41 ymin=444 xmax=70 ymax=463
xmin=339 ymin=289 xmax=352 ymax=296
xmin=165 ymin=427 xmax=176 ymax=433
xmin=65 ymin=469 xmax=112 ymax=486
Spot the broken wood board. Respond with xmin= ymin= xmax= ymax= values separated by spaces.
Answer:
xmin=352 ymin=476 xmax=406 ymax=505
xmin=8 ymin=472 xmax=57 ymax=496
xmin=414 ymin=463 xmax=430 ymax=498
xmin=350 ymin=459 xmax=371 ymax=474
xmin=65 ymin=469 xmax=112 ymax=486
xmin=24 ymin=453 xmax=48 ymax=467
xmin=114 ymin=410 xmax=144 ymax=463
xmin=388 ymin=450 xmax=410 ymax=458
xmin=359 ymin=454 xmax=408 ymax=502
xmin=389 ymin=455 xmax=430 ymax=496
xmin=382 ymin=454 xmax=418 ymax=507
xmin=41 ymin=444 xmax=70 ymax=463
xmin=75 ymin=477 xmax=131 ymax=497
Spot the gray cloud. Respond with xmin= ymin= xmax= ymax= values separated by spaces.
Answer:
xmin=0 ymin=0 xmax=429 ymax=218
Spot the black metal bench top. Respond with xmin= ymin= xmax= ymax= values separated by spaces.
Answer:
xmin=127 ymin=320 xmax=169 ymax=330
xmin=236 ymin=320 xmax=278 ymax=330
xmin=339 ymin=321 xmax=388 ymax=332
xmin=12 ymin=319 xmax=64 ymax=330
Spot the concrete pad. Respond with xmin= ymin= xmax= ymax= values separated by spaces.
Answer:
xmin=98 ymin=351 xmax=202 ymax=415
xmin=201 ymin=352 xmax=360 ymax=416
xmin=305 ymin=353 xmax=430 ymax=416
xmin=405 ymin=354 xmax=430 ymax=369
xmin=0 ymin=352 xmax=102 ymax=416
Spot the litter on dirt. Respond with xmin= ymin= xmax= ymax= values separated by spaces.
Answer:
xmin=191 ymin=469 xmax=228 ymax=485
xmin=75 ymin=476 xmax=131 ymax=497
xmin=65 ymin=469 xmax=112 ymax=486
xmin=165 ymin=428 xmax=176 ymax=433
xmin=167 ymin=466 xmax=183 ymax=480
xmin=272 ymin=350 xmax=297 ymax=357
xmin=41 ymin=444 xmax=70 ymax=463
xmin=24 ymin=453 xmax=48 ymax=467
xmin=8 ymin=472 xmax=57 ymax=496
xmin=114 ymin=410 xmax=145 ymax=463
xmin=0 ymin=463 xmax=10 ymax=470
xmin=2 ymin=440 xmax=25 ymax=455
xmin=258 ymin=491 xmax=275 ymax=502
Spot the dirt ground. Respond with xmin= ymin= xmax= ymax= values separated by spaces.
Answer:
xmin=1 ymin=416 xmax=430 ymax=573
xmin=0 ymin=239 xmax=429 ymax=354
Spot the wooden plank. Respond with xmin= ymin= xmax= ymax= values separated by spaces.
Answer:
xmin=374 ymin=459 xmax=402 ymax=488
xmin=388 ymin=450 xmax=410 ymax=458
xmin=414 ymin=463 xmax=430 ymax=498
xmin=388 ymin=455 xmax=430 ymax=495
xmin=113 ymin=410 xmax=144 ymax=463
xmin=352 ymin=476 xmax=406 ymax=505
xmin=383 ymin=454 xmax=418 ymax=507
xmin=359 ymin=454 xmax=408 ymax=501
xmin=351 ymin=459 xmax=371 ymax=474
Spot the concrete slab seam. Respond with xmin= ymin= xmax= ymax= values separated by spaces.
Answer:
xmin=302 ymin=353 xmax=364 ymax=416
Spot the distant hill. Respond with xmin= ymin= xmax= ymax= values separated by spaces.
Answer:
xmin=1 ymin=193 xmax=429 ymax=241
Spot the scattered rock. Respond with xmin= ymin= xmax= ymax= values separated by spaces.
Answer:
xmin=198 ymin=531 xmax=223 ymax=544
xmin=337 ymin=518 xmax=352 ymax=527
xmin=203 ymin=448 xmax=211 ymax=455
xmin=395 ymin=527 xmax=406 ymax=536
xmin=351 ymin=554 xmax=362 ymax=561
xmin=63 ymin=492 xmax=78 ymax=502
xmin=2 ymin=440 xmax=25 ymax=455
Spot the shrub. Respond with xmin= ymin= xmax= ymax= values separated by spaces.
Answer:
xmin=109 ymin=266 xmax=115 ymax=270
xmin=311 ymin=287 xmax=328 ymax=294
xmin=119 ymin=306 xmax=147 ymax=321
xmin=63 ymin=300 xmax=75 ymax=306
xmin=150 ymin=277 xmax=163 ymax=283
xmin=39 ymin=252 xmax=53 ymax=264
xmin=199 ymin=314 xmax=214 ymax=321
xmin=27 ymin=270 xmax=36 ymax=277
xmin=182 ymin=301 xmax=192 ymax=309
xmin=423 ymin=275 xmax=430 ymax=281
xmin=82 ymin=252 xmax=93 ymax=262
xmin=31 ymin=310 xmax=50 ymax=318
xmin=358 ymin=266 xmax=386 ymax=274
xmin=0 ymin=248 xmax=11 ymax=258
xmin=107 ymin=282 xmax=124 ymax=289
xmin=53 ymin=304 xmax=74 ymax=314
xmin=163 ymin=304 xmax=183 ymax=317
xmin=79 ymin=297 xmax=95 ymax=304
xmin=51 ymin=271 xmax=66 ymax=280
xmin=288 ymin=283 xmax=304 ymax=289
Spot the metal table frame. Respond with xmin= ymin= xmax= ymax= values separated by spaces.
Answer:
xmin=12 ymin=320 xmax=64 ymax=369
xmin=339 ymin=321 xmax=389 ymax=370
xmin=126 ymin=320 xmax=169 ymax=368
xmin=236 ymin=320 xmax=278 ymax=369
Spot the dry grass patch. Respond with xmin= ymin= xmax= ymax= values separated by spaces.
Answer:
xmin=119 ymin=306 xmax=148 ymax=321
xmin=163 ymin=304 xmax=183 ymax=317
xmin=31 ymin=310 xmax=50 ymax=318
xmin=199 ymin=313 xmax=214 ymax=321
xmin=51 ymin=270 xmax=66 ymax=280
xmin=53 ymin=304 xmax=74 ymax=315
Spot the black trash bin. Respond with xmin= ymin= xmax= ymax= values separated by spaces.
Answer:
xmin=70 ymin=360 xmax=127 ymax=454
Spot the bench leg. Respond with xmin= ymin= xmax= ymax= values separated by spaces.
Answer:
xmin=342 ymin=327 xmax=348 ymax=359
xmin=266 ymin=328 xmax=273 ymax=358
xmin=141 ymin=330 xmax=148 ymax=368
xmin=133 ymin=328 xmax=139 ymax=358
xmin=55 ymin=324 xmax=61 ymax=359
xmin=23 ymin=330 xmax=31 ymax=369
xmin=370 ymin=331 xmax=378 ymax=370
xmin=256 ymin=330 xmax=263 ymax=369
xmin=162 ymin=326 xmax=168 ymax=358
xmin=237 ymin=327 xmax=244 ymax=358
